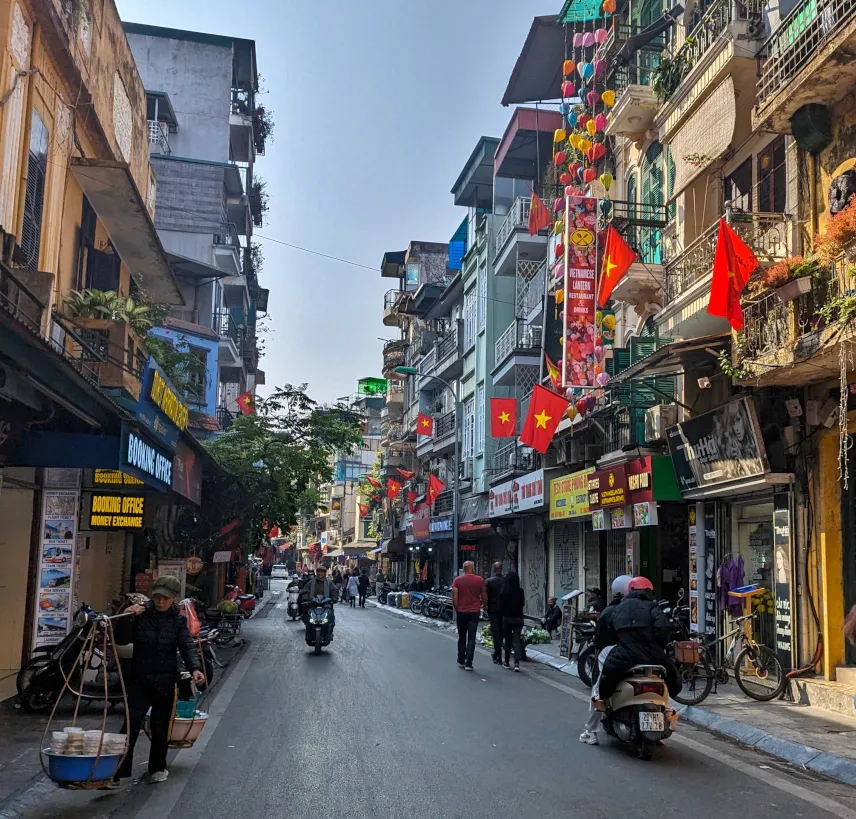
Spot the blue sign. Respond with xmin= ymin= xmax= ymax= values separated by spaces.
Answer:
xmin=120 ymin=424 xmax=173 ymax=492
xmin=134 ymin=358 xmax=188 ymax=451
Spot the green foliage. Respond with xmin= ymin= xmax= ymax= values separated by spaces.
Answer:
xmin=818 ymin=292 xmax=856 ymax=326
xmin=717 ymin=349 xmax=748 ymax=380
xmin=652 ymin=40 xmax=695 ymax=101
xmin=252 ymin=178 xmax=270 ymax=215
xmin=144 ymin=334 xmax=208 ymax=403
xmin=63 ymin=289 xmax=160 ymax=333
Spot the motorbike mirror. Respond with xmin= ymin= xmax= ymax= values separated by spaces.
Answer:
xmin=677 ymin=588 xmax=685 ymax=601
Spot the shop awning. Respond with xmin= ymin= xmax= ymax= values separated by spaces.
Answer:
xmin=326 ymin=548 xmax=343 ymax=558
xmin=460 ymin=495 xmax=490 ymax=523
xmin=70 ymin=158 xmax=182 ymax=304
xmin=681 ymin=473 xmax=794 ymax=500
xmin=611 ymin=334 xmax=730 ymax=383
xmin=502 ymin=16 xmax=564 ymax=106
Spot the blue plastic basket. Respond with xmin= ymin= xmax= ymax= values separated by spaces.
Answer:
xmin=43 ymin=751 xmax=122 ymax=783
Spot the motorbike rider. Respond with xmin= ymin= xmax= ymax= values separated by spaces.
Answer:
xmin=299 ymin=565 xmax=339 ymax=636
xmin=596 ymin=576 xmax=681 ymax=703
xmin=580 ymin=574 xmax=631 ymax=746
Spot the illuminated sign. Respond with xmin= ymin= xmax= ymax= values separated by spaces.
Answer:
xmin=121 ymin=425 xmax=173 ymax=491
xmin=149 ymin=369 xmax=188 ymax=431
xmin=88 ymin=494 xmax=146 ymax=529
xmin=135 ymin=358 xmax=189 ymax=450
xmin=93 ymin=469 xmax=144 ymax=487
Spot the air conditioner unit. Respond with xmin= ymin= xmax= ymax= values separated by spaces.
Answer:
xmin=585 ymin=444 xmax=602 ymax=462
xmin=645 ymin=404 xmax=678 ymax=443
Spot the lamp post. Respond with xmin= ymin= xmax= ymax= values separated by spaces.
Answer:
xmin=395 ymin=366 xmax=461 ymax=580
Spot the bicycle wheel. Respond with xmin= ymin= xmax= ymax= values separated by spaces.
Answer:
xmin=410 ymin=598 xmax=423 ymax=616
xmin=734 ymin=644 xmax=786 ymax=701
xmin=577 ymin=644 xmax=596 ymax=688
xmin=671 ymin=649 xmax=715 ymax=706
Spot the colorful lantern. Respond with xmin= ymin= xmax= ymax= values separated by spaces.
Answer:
xmin=586 ymin=119 xmax=597 ymax=135
xmin=568 ymin=162 xmax=581 ymax=178
xmin=561 ymin=80 xmax=576 ymax=99
xmin=582 ymin=31 xmax=596 ymax=47
xmin=602 ymin=89 xmax=616 ymax=107
xmin=596 ymin=372 xmax=611 ymax=387
xmin=554 ymin=128 xmax=567 ymax=143
xmin=554 ymin=219 xmax=564 ymax=235
xmin=575 ymin=398 xmax=589 ymax=417
xmin=555 ymin=288 xmax=565 ymax=304
xmin=599 ymin=199 xmax=613 ymax=216
xmin=567 ymin=111 xmax=578 ymax=128
xmin=579 ymin=138 xmax=592 ymax=153
xmin=588 ymin=142 xmax=607 ymax=161
xmin=577 ymin=166 xmax=586 ymax=183
xmin=564 ymin=185 xmax=578 ymax=197
xmin=585 ymin=394 xmax=597 ymax=412
xmin=583 ymin=167 xmax=597 ymax=183
xmin=599 ymin=172 xmax=614 ymax=191
xmin=554 ymin=197 xmax=566 ymax=213
xmin=554 ymin=150 xmax=567 ymax=165
xmin=565 ymin=404 xmax=579 ymax=421
xmin=559 ymin=171 xmax=573 ymax=186
xmin=573 ymin=32 xmax=584 ymax=47
xmin=594 ymin=59 xmax=607 ymax=79
xmin=563 ymin=59 xmax=575 ymax=76
xmin=586 ymin=90 xmax=599 ymax=108
xmin=595 ymin=113 xmax=608 ymax=132
xmin=602 ymin=313 xmax=617 ymax=330
xmin=578 ymin=112 xmax=591 ymax=128
xmin=603 ymin=0 xmax=617 ymax=12
xmin=578 ymin=61 xmax=594 ymax=81
xmin=594 ymin=345 xmax=605 ymax=362
xmin=594 ymin=28 xmax=609 ymax=44
xmin=554 ymin=241 xmax=565 ymax=259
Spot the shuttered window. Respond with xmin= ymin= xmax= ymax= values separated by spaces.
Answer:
xmin=640 ymin=141 xmax=664 ymax=264
xmin=21 ymin=110 xmax=49 ymax=269
xmin=553 ymin=521 xmax=582 ymax=598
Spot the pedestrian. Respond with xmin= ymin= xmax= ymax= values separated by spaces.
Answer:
xmin=347 ymin=570 xmax=359 ymax=607
xmin=485 ymin=561 xmax=505 ymax=665
xmin=500 ymin=571 xmax=525 ymax=671
xmin=109 ymin=576 xmax=204 ymax=787
xmin=375 ymin=568 xmax=385 ymax=596
xmin=358 ymin=569 xmax=370 ymax=608
xmin=340 ymin=569 xmax=350 ymax=605
xmin=542 ymin=596 xmax=563 ymax=639
xmin=451 ymin=560 xmax=486 ymax=671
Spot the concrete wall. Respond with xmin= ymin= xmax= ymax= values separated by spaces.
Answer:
xmin=125 ymin=33 xmax=232 ymax=163
xmin=151 ymin=158 xmax=226 ymax=235
xmin=158 ymin=229 xmax=217 ymax=267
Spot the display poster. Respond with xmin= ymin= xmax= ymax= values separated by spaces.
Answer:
xmin=688 ymin=506 xmax=699 ymax=633
xmin=610 ymin=506 xmax=630 ymax=529
xmin=626 ymin=530 xmax=639 ymax=576
xmin=703 ymin=504 xmax=718 ymax=639
xmin=773 ymin=492 xmax=794 ymax=670
xmin=591 ymin=509 xmax=609 ymax=531
xmin=33 ymin=486 xmax=80 ymax=649
xmin=412 ymin=503 xmax=430 ymax=542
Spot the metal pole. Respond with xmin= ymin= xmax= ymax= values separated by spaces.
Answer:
xmin=452 ymin=383 xmax=460 ymax=580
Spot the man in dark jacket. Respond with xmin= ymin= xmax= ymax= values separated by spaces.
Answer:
xmin=597 ymin=577 xmax=681 ymax=701
xmin=484 ymin=562 xmax=505 ymax=665
xmin=299 ymin=565 xmax=339 ymax=634
xmin=357 ymin=569 xmax=370 ymax=608
xmin=111 ymin=576 xmax=203 ymax=786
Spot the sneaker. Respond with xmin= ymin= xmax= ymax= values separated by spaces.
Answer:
xmin=513 ymin=664 xmax=520 ymax=672
xmin=579 ymin=730 xmax=599 ymax=746
xmin=493 ymin=657 xmax=501 ymax=665
xmin=149 ymin=771 xmax=169 ymax=784
xmin=465 ymin=663 xmax=474 ymax=671
xmin=503 ymin=662 xmax=511 ymax=669
xmin=457 ymin=661 xmax=465 ymax=669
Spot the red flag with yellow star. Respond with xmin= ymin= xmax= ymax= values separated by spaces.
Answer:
xmin=416 ymin=412 xmax=434 ymax=436
xmin=490 ymin=397 xmax=517 ymax=438
xmin=358 ymin=503 xmax=369 ymax=518
xmin=597 ymin=225 xmax=637 ymax=307
xmin=519 ymin=384 xmax=570 ymax=454
xmin=396 ymin=467 xmax=415 ymax=481
xmin=544 ymin=352 xmax=562 ymax=392
xmin=364 ymin=475 xmax=382 ymax=490
xmin=387 ymin=479 xmax=402 ymax=500
xmin=707 ymin=218 xmax=758 ymax=331
xmin=427 ymin=473 xmax=446 ymax=507
xmin=236 ymin=390 xmax=256 ymax=415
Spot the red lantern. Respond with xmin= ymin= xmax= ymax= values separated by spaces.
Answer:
xmin=575 ymin=398 xmax=588 ymax=417
xmin=554 ymin=150 xmax=568 ymax=166
xmin=561 ymin=80 xmax=576 ymax=98
xmin=559 ymin=171 xmax=573 ymax=186
xmin=583 ymin=167 xmax=596 ymax=183
xmin=587 ymin=142 xmax=607 ymax=162
xmin=578 ymin=113 xmax=591 ymax=128
xmin=568 ymin=162 xmax=581 ymax=178
xmin=555 ymin=242 xmax=565 ymax=259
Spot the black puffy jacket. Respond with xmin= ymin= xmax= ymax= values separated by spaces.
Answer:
xmin=593 ymin=595 xmax=622 ymax=652
xmin=116 ymin=603 xmax=201 ymax=691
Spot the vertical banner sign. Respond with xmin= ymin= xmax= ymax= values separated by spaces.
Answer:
xmin=703 ymin=503 xmax=719 ymax=642
xmin=773 ymin=491 xmax=794 ymax=670
xmin=688 ymin=506 xmax=699 ymax=633
xmin=562 ymin=196 xmax=598 ymax=389
xmin=33 ymin=485 xmax=81 ymax=649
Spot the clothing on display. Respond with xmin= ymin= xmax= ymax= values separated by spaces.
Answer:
xmin=717 ymin=555 xmax=745 ymax=617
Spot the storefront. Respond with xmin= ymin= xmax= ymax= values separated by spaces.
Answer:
xmin=428 ymin=513 xmax=453 ymax=585
xmin=458 ymin=494 xmax=497 ymax=576
xmin=549 ymin=467 xmax=592 ymax=599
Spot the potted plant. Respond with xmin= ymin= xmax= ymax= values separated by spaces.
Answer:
xmin=760 ymin=256 xmax=825 ymax=303
xmin=815 ymin=196 xmax=856 ymax=265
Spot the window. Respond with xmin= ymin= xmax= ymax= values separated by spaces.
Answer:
xmin=463 ymin=288 xmax=477 ymax=349
xmin=478 ymin=266 xmax=487 ymax=331
xmin=626 ymin=172 xmax=637 ymax=219
xmin=187 ymin=345 xmax=208 ymax=403
xmin=640 ymin=141 xmax=664 ymax=265
xmin=462 ymin=397 xmax=475 ymax=462
xmin=477 ymin=384 xmax=485 ymax=454
xmin=21 ymin=110 xmax=49 ymax=269
xmin=725 ymin=157 xmax=753 ymax=212
xmin=757 ymin=137 xmax=786 ymax=214
xmin=405 ymin=262 xmax=419 ymax=290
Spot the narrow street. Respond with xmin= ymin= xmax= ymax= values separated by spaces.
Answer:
xmin=6 ymin=580 xmax=856 ymax=819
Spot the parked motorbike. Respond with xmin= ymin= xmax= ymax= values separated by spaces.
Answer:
xmin=600 ymin=664 xmax=678 ymax=760
xmin=286 ymin=581 xmax=301 ymax=620
xmin=573 ymin=620 xmax=598 ymax=687
xmin=376 ymin=581 xmax=392 ymax=604
xmin=305 ymin=596 xmax=333 ymax=655
xmin=224 ymin=584 xmax=257 ymax=618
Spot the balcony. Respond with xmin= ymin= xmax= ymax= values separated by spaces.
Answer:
xmin=516 ymin=259 xmax=546 ymax=323
xmin=737 ymin=257 xmax=851 ymax=386
xmin=382 ymin=449 xmax=416 ymax=480
xmin=385 ymin=379 xmax=405 ymax=413
xmin=217 ymin=405 xmax=237 ymax=432
xmin=605 ymin=61 xmax=661 ymax=140
xmin=489 ymin=441 xmax=537 ymax=485
xmin=216 ymin=311 xmax=243 ymax=366
xmin=493 ymin=197 xmax=548 ymax=277
xmin=754 ymin=0 xmax=856 ymax=131
xmin=433 ymin=410 xmax=457 ymax=456
xmin=383 ymin=289 xmax=410 ymax=327
xmin=148 ymin=121 xmax=171 ymax=156
xmin=434 ymin=325 xmax=463 ymax=382
xmin=213 ymin=222 xmax=242 ymax=277
xmin=607 ymin=200 xmax=668 ymax=307
xmin=492 ymin=320 xmax=542 ymax=385
xmin=382 ymin=338 xmax=408 ymax=378
xmin=418 ymin=347 xmax=437 ymax=386
xmin=658 ymin=211 xmax=796 ymax=338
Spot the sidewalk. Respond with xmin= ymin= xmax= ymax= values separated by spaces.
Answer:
xmin=370 ymin=599 xmax=856 ymax=787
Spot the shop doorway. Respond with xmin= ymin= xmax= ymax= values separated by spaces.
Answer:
xmin=584 ymin=527 xmax=601 ymax=593
xmin=658 ymin=503 xmax=688 ymax=605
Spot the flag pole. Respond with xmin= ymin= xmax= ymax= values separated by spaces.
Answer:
xmin=562 ymin=190 xmax=570 ymax=391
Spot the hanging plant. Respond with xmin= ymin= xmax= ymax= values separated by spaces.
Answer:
xmin=815 ymin=196 xmax=856 ymax=265
xmin=651 ymin=41 xmax=695 ymax=101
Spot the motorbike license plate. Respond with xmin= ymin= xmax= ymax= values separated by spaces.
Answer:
xmin=638 ymin=712 xmax=664 ymax=732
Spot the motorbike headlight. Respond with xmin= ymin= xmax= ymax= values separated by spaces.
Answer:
xmin=321 ymin=615 xmax=329 ymax=623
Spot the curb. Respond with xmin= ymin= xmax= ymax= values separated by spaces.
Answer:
xmin=368 ymin=599 xmax=856 ymax=787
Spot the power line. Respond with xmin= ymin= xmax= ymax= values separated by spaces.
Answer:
xmin=254 ymin=233 xmax=378 ymax=271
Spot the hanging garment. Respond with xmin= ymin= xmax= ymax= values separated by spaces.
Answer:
xmin=718 ymin=556 xmax=745 ymax=616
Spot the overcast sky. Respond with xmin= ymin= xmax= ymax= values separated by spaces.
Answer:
xmin=117 ymin=0 xmax=541 ymax=405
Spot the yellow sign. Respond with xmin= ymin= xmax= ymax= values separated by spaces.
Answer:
xmin=149 ymin=370 xmax=189 ymax=431
xmin=550 ymin=468 xmax=594 ymax=520
xmin=93 ymin=469 xmax=144 ymax=486
xmin=570 ymin=228 xmax=595 ymax=248
xmin=88 ymin=494 xmax=146 ymax=529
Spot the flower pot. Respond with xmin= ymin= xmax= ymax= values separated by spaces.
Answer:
xmin=774 ymin=276 xmax=812 ymax=303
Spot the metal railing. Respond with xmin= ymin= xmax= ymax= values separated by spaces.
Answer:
xmin=495 ymin=197 xmax=532 ymax=256
xmin=217 ymin=406 xmax=237 ymax=431
xmin=489 ymin=441 xmax=536 ymax=478
xmin=434 ymin=490 xmax=455 ymax=515
xmin=384 ymin=289 xmax=403 ymax=310
xmin=664 ymin=212 xmax=795 ymax=301
xmin=435 ymin=410 xmax=456 ymax=439
xmin=147 ymin=121 xmax=170 ymax=155
xmin=0 ymin=260 xmax=45 ymax=334
xmin=612 ymin=60 xmax=660 ymax=98
xmin=216 ymin=311 xmax=243 ymax=352
xmin=495 ymin=319 xmax=543 ymax=367
xmin=382 ymin=339 xmax=407 ymax=372
xmin=604 ymin=407 xmax=648 ymax=452
xmin=436 ymin=326 xmax=460 ymax=364
xmin=517 ymin=259 xmax=546 ymax=317
xmin=418 ymin=348 xmax=437 ymax=379
xmin=757 ymin=0 xmax=854 ymax=107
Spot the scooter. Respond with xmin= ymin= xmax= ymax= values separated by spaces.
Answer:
xmin=305 ymin=595 xmax=333 ymax=655
xmin=600 ymin=664 xmax=678 ymax=760
xmin=286 ymin=581 xmax=301 ymax=620
xmin=224 ymin=584 xmax=257 ymax=618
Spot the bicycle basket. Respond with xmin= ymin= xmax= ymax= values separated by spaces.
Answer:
xmin=675 ymin=641 xmax=700 ymax=664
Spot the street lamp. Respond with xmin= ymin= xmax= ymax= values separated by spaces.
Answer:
xmin=395 ymin=365 xmax=461 ymax=580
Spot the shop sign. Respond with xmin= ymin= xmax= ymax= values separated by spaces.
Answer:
xmin=172 ymin=439 xmax=202 ymax=505
xmin=588 ymin=466 xmax=627 ymax=509
xmin=773 ymin=493 xmax=794 ymax=670
xmin=591 ymin=509 xmax=610 ymax=530
xmin=412 ymin=504 xmax=430 ymax=542
xmin=460 ymin=544 xmax=478 ymax=552
xmin=213 ymin=551 xmax=233 ymax=563
xmin=135 ymin=357 xmax=189 ymax=451
xmin=626 ymin=456 xmax=682 ymax=504
xmin=489 ymin=480 xmax=515 ymax=517
xmin=186 ymin=555 xmax=204 ymax=575
xmin=121 ymin=424 xmax=173 ymax=491
xmin=666 ymin=397 xmax=768 ymax=492
xmin=430 ymin=514 xmax=453 ymax=536
xmin=87 ymin=493 xmax=146 ymax=530
xmin=331 ymin=497 xmax=342 ymax=511
xmin=610 ymin=506 xmax=630 ymax=529
xmin=550 ymin=468 xmax=594 ymax=520
xmin=632 ymin=502 xmax=658 ymax=527
xmin=93 ymin=469 xmax=144 ymax=487
xmin=515 ymin=469 xmax=546 ymax=512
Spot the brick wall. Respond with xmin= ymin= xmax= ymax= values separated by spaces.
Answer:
xmin=151 ymin=158 xmax=224 ymax=234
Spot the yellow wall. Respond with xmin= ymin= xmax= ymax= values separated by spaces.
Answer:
xmin=75 ymin=531 xmax=129 ymax=613
xmin=816 ymin=94 xmax=856 ymax=236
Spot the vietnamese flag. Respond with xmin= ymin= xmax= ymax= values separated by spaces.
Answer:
xmin=490 ymin=397 xmax=517 ymax=438
xmin=597 ymin=225 xmax=637 ymax=307
xmin=427 ymin=473 xmax=446 ymax=506
xmin=417 ymin=412 xmax=434 ymax=436
xmin=544 ymin=352 xmax=562 ymax=392
xmin=396 ymin=468 xmax=415 ymax=481
xmin=236 ymin=390 xmax=256 ymax=415
xmin=358 ymin=503 xmax=369 ymax=518
xmin=387 ymin=479 xmax=402 ymax=500
xmin=407 ymin=491 xmax=418 ymax=513
xmin=520 ymin=384 xmax=570 ymax=454
xmin=707 ymin=218 xmax=759 ymax=331
xmin=528 ymin=190 xmax=551 ymax=236
xmin=364 ymin=475 xmax=382 ymax=490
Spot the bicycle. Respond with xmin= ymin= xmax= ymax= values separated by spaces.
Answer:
xmin=670 ymin=606 xmax=786 ymax=705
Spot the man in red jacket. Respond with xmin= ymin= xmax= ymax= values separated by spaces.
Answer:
xmin=452 ymin=561 xmax=486 ymax=671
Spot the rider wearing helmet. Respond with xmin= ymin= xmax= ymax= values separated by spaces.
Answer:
xmin=597 ymin=576 xmax=681 ymax=702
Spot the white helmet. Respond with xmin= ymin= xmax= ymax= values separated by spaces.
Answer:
xmin=611 ymin=575 xmax=632 ymax=598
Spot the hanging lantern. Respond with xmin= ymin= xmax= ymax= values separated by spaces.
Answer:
xmin=568 ymin=162 xmax=581 ymax=178
xmin=586 ymin=119 xmax=597 ymax=135
xmin=594 ymin=59 xmax=607 ymax=79
xmin=554 ymin=241 xmax=565 ymax=259
xmin=579 ymin=138 xmax=593 ymax=153
xmin=554 ymin=128 xmax=567 ymax=143
xmin=577 ymin=166 xmax=586 ymax=184
xmin=554 ymin=219 xmax=565 ymax=235
xmin=575 ymin=398 xmax=589 ymax=417
xmin=563 ymin=59 xmax=576 ymax=76
xmin=582 ymin=31 xmax=596 ymax=47
xmin=603 ymin=0 xmax=617 ymax=12
xmin=559 ymin=171 xmax=573 ymax=186
xmin=594 ymin=345 xmax=605 ymax=362
xmin=555 ymin=288 xmax=565 ymax=305
xmin=565 ymin=404 xmax=579 ymax=422
xmin=554 ymin=197 xmax=566 ymax=213
xmin=588 ymin=142 xmax=607 ymax=162
xmin=564 ymin=185 xmax=579 ymax=197
xmin=599 ymin=199 xmax=613 ymax=217
xmin=583 ymin=167 xmax=597 ymax=184
xmin=585 ymin=394 xmax=597 ymax=412
xmin=586 ymin=90 xmax=599 ymax=109
xmin=602 ymin=89 xmax=616 ymax=107
xmin=596 ymin=372 xmax=611 ymax=387
xmin=595 ymin=113 xmax=608 ymax=132
xmin=599 ymin=172 xmax=614 ymax=191
xmin=594 ymin=28 xmax=609 ymax=44
xmin=554 ymin=150 xmax=568 ymax=166
xmin=567 ymin=111 xmax=578 ymax=129
xmin=581 ymin=62 xmax=595 ymax=81
xmin=573 ymin=32 xmax=584 ymax=47
xmin=602 ymin=313 xmax=617 ymax=330
xmin=561 ymin=80 xmax=576 ymax=99
xmin=578 ymin=112 xmax=591 ymax=128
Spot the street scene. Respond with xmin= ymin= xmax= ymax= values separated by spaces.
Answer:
xmin=2 ymin=0 xmax=856 ymax=816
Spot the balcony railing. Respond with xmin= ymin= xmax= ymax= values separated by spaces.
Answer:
xmin=148 ymin=120 xmax=170 ymax=155
xmin=382 ymin=339 xmax=408 ymax=373
xmin=216 ymin=311 xmax=243 ymax=353
xmin=604 ymin=407 xmax=648 ymax=452
xmin=609 ymin=200 xmax=670 ymax=266
xmin=0 ymin=260 xmax=45 ymax=335
xmin=384 ymin=289 xmax=403 ymax=310
xmin=217 ymin=406 xmax=237 ymax=431
xmin=495 ymin=197 xmax=532 ymax=256
xmin=664 ymin=212 xmax=795 ymax=302
xmin=435 ymin=410 xmax=456 ymax=439
xmin=516 ymin=259 xmax=546 ymax=317
xmin=490 ymin=441 xmax=537 ymax=480
xmin=436 ymin=326 xmax=460 ymax=365
xmin=418 ymin=348 xmax=437 ymax=379
xmin=495 ymin=319 xmax=542 ymax=368
xmin=433 ymin=490 xmax=455 ymax=515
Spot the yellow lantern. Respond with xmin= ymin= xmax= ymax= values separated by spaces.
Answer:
xmin=555 ymin=288 xmax=565 ymax=305
xmin=579 ymin=138 xmax=592 ymax=153
xmin=599 ymin=172 xmax=614 ymax=191
xmin=554 ymin=219 xmax=564 ymax=235
xmin=554 ymin=128 xmax=567 ymax=143
xmin=595 ymin=309 xmax=603 ymax=325
xmin=602 ymin=314 xmax=617 ymax=330
xmin=568 ymin=133 xmax=580 ymax=150
xmin=586 ymin=119 xmax=597 ymax=136
xmin=565 ymin=405 xmax=579 ymax=421
xmin=602 ymin=89 xmax=616 ymax=108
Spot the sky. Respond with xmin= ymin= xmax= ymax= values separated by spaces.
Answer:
xmin=116 ymin=0 xmax=545 ymax=405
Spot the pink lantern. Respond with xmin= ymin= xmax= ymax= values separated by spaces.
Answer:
xmin=595 ymin=113 xmax=608 ymax=132
xmin=596 ymin=372 xmax=611 ymax=387
xmin=561 ymin=80 xmax=576 ymax=98
xmin=594 ymin=28 xmax=609 ymax=44
xmin=573 ymin=32 xmax=584 ymax=47
xmin=582 ymin=31 xmax=595 ymax=47
xmin=594 ymin=345 xmax=605 ymax=362
xmin=586 ymin=90 xmax=599 ymax=108
xmin=554 ymin=197 xmax=566 ymax=213
xmin=594 ymin=59 xmax=607 ymax=78
xmin=585 ymin=394 xmax=597 ymax=412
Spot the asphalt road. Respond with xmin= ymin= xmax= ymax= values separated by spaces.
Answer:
xmin=9 ymin=579 xmax=856 ymax=819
